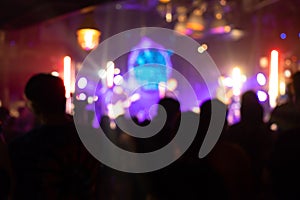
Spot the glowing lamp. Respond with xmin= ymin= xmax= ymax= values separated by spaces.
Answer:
xmin=77 ymin=13 xmax=101 ymax=51
xmin=77 ymin=29 xmax=101 ymax=51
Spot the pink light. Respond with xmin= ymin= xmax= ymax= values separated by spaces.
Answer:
xmin=64 ymin=56 xmax=71 ymax=98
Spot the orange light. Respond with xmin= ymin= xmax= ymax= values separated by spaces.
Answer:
xmin=268 ymin=50 xmax=279 ymax=108
xmin=159 ymin=0 xmax=171 ymax=3
xmin=77 ymin=28 xmax=101 ymax=51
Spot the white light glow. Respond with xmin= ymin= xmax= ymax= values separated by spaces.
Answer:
xmin=223 ymin=77 xmax=233 ymax=87
xmin=77 ymin=77 xmax=87 ymax=89
xmin=284 ymin=69 xmax=292 ymax=78
xmin=113 ymin=75 xmax=124 ymax=85
xmin=77 ymin=93 xmax=87 ymax=101
xmin=232 ymin=67 xmax=242 ymax=96
xmin=51 ymin=71 xmax=59 ymax=77
xmin=114 ymin=68 xmax=121 ymax=75
xmin=269 ymin=50 xmax=279 ymax=108
xmin=130 ymin=93 xmax=141 ymax=102
xmin=106 ymin=61 xmax=115 ymax=88
xmin=257 ymin=73 xmax=267 ymax=86
xmin=198 ymin=44 xmax=208 ymax=53
xmin=158 ymin=82 xmax=167 ymax=98
xmin=64 ymin=56 xmax=71 ymax=98
xmin=257 ymin=90 xmax=268 ymax=102
xmin=87 ymin=96 xmax=94 ymax=104
xmin=167 ymin=78 xmax=178 ymax=91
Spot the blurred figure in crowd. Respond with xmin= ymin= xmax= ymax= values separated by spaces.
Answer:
xmin=9 ymin=73 xmax=100 ymax=200
xmin=269 ymin=71 xmax=300 ymax=132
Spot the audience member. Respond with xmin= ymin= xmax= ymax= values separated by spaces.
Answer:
xmin=9 ymin=73 xmax=101 ymax=199
xmin=269 ymin=71 xmax=300 ymax=132
xmin=225 ymin=91 xmax=274 ymax=197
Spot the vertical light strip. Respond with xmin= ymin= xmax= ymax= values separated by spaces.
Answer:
xmin=269 ymin=50 xmax=279 ymax=108
xmin=64 ymin=56 xmax=71 ymax=98
xmin=232 ymin=67 xmax=242 ymax=96
xmin=106 ymin=61 xmax=115 ymax=88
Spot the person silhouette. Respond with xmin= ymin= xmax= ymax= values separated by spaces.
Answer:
xmin=269 ymin=71 xmax=300 ymax=132
xmin=9 ymin=73 xmax=100 ymax=200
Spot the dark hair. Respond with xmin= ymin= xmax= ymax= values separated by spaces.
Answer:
xmin=25 ymin=73 xmax=66 ymax=114
xmin=292 ymin=71 xmax=300 ymax=97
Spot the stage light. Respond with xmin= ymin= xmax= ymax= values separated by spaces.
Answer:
xmin=77 ymin=13 xmax=101 ymax=51
xmin=280 ymin=33 xmax=287 ymax=39
xmin=130 ymin=93 xmax=141 ymax=102
xmin=87 ymin=96 xmax=94 ymax=104
xmin=51 ymin=71 xmax=59 ymax=77
xmin=198 ymin=44 xmax=208 ymax=53
xmin=257 ymin=90 xmax=267 ymax=102
xmin=113 ymin=75 xmax=124 ymax=85
xmin=256 ymin=73 xmax=266 ymax=86
xmin=77 ymin=93 xmax=87 ymax=101
xmin=167 ymin=78 xmax=178 ymax=91
xmin=106 ymin=61 xmax=115 ymax=88
xmin=232 ymin=67 xmax=243 ymax=96
xmin=114 ymin=68 xmax=120 ymax=75
xmin=63 ymin=56 xmax=71 ymax=98
xmin=269 ymin=50 xmax=279 ymax=108
xmin=223 ymin=77 xmax=233 ymax=87
xmin=284 ymin=69 xmax=292 ymax=78
xmin=78 ymin=77 xmax=87 ymax=89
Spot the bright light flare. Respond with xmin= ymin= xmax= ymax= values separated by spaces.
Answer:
xmin=64 ymin=56 xmax=71 ymax=98
xmin=130 ymin=93 xmax=141 ymax=102
xmin=77 ymin=77 xmax=87 ymax=89
xmin=232 ymin=67 xmax=242 ymax=96
xmin=51 ymin=71 xmax=59 ymax=77
xmin=257 ymin=90 xmax=268 ymax=102
xmin=257 ymin=73 xmax=267 ymax=86
xmin=106 ymin=61 xmax=115 ymax=88
xmin=268 ymin=50 xmax=279 ymax=108
xmin=113 ymin=75 xmax=124 ymax=85
xmin=284 ymin=69 xmax=292 ymax=78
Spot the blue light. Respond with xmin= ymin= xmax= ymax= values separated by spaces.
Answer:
xmin=280 ymin=33 xmax=287 ymax=39
xmin=299 ymin=32 xmax=300 ymax=38
xmin=134 ymin=49 xmax=168 ymax=91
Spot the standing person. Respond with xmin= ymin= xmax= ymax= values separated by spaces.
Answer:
xmin=9 ymin=73 xmax=100 ymax=200
xmin=269 ymin=71 xmax=300 ymax=132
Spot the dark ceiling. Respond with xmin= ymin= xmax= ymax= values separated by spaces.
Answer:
xmin=0 ymin=0 xmax=117 ymax=30
xmin=0 ymin=0 xmax=300 ymax=30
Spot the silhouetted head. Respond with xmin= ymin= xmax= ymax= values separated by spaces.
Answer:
xmin=24 ymin=73 xmax=66 ymax=116
xmin=200 ymin=98 xmax=227 ymax=132
xmin=292 ymin=71 xmax=300 ymax=99
xmin=157 ymin=97 xmax=181 ymax=123
xmin=240 ymin=90 xmax=263 ymax=122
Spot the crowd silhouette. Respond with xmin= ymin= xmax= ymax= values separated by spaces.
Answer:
xmin=0 ymin=71 xmax=300 ymax=199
